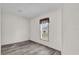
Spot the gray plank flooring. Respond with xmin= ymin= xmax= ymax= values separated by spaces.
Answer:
xmin=1 ymin=40 xmax=61 ymax=55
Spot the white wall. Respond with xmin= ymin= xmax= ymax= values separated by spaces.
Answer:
xmin=30 ymin=8 xmax=62 ymax=51
xmin=0 ymin=6 xmax=1 ymax=54
xmin=1 ymin=11 xmax=30 ymax=45
xmin=62 ymin=4 xmax=79 ymax=55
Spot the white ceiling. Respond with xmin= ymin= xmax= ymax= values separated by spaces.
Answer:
xmin=2 ymin=3 xmax=64 ymax=19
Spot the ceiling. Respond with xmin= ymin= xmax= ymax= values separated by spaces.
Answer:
xmin=2 ymin=3 xmax=64 ymax=19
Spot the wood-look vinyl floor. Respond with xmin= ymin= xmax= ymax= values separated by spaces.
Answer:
xmin=1 ymin=40 xmax=61 ymax=55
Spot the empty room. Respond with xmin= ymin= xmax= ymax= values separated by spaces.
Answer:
xmin=0 ymin=3 xmax=79 ymax=55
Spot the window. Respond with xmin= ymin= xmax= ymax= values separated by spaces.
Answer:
xmin=40 ymin=18 xmax=49 ymax=41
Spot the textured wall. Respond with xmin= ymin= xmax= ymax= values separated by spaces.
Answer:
xmin=1 ymin=11 xmax=30 ymax=45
